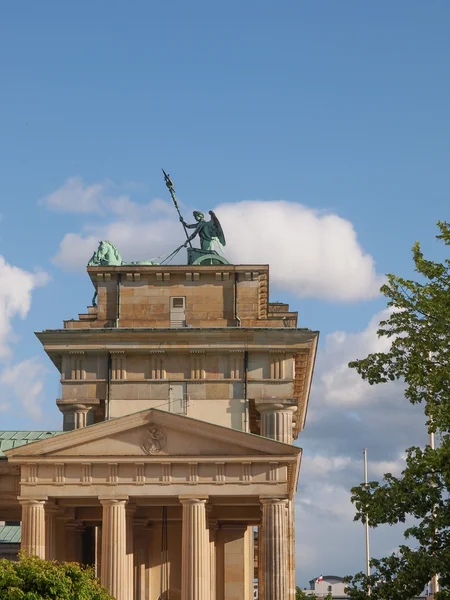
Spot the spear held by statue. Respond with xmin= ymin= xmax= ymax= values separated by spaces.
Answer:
xmin=162 ymin=169 xmax=192 ymax=248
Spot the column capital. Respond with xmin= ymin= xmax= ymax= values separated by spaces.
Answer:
xmin=256 ymin=402 xmax=297 ymax=414
xmin=179 ymin=495 xmax=208 ymax=505
xmin=99 ymin=496 xmax=128 ymax=506
xmin=260 ymin=497 xmax=289 ymax=506
xmin=18 ymin=497 xmax=47 ymax=506
xmin=58 ymin=403 xmax=89 ymax=413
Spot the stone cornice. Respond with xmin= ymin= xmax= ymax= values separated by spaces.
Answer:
xmin=11 ymin=454 xmax=299 ymax=465
xmin=36 ymin=328 xmax=318 ymax=350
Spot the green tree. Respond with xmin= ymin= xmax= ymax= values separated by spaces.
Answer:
xmin=0 ymin=553 xmax=114 ymax=600
xmin=345 ymin=222 xmax=450 ymax=599
xmin=296 ymin=587 xmax=317 ymax=599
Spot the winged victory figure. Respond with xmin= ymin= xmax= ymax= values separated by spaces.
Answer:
xmin=180 ymin=210 xmax=226 ymax=252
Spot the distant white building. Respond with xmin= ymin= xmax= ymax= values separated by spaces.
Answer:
xmin=306 ymin=575 xmax=348 ymax=598
xmin=300 ymin=575 xmax=429 ymax=600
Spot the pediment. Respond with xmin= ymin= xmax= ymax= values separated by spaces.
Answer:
xmin=5 ymin=409 xmax=300 ymax=460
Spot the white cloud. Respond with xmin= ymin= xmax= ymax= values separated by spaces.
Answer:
xmin=295 ymin=309 xmax=427 ymax=585
xmin=0 ymin=256 xmax=49 ymax=358
xmin=315 ymin=308 xmax=395 ymax=409
xmin=0 ymin=358 xmax=47 ymax=421
xmin=0 ymin=254 xmax=50 ymax=421
xmin=46 ymin=179 xmax=383 ymax=301
xmin=217 ymin=200 xmax=384 ymax=301
xmin=40 ymin=177 xmax=107 ymax=214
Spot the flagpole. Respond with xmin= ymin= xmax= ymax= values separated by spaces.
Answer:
xmin=429 ymin=350 xmax=439 ymax=597
xmin=430 ymin=420 xmax=439 ymax=597
xmin=364 ymin=448 xmax=371 ymax=596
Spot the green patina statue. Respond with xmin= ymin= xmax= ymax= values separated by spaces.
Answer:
xmin=162 ymin=169 xmax=229 ymax=265
xmin=88 ymin=241 xmax=159 ymax=306
xmin=180 ymin=210 xmax=226 ymax=252
xmin=87 ymin=171 xmax=229 ymax=280
xmin=87 ymin=241 xmax=158 ymax=267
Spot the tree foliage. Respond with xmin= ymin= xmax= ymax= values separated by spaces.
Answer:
xmin=345 ymin=222 xmax=450 ymax=599
xmin=295 ymin=586 xmax=332 ymax=599
xmin=0 ymin=553 xmax=114 ymax=600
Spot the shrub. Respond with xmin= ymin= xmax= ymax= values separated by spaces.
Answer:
xmin=0 ymin=552 xmax=114 ymax=600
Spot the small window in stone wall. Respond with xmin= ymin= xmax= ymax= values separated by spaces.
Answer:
xmin=170 ymin=296 xmax=186 ymax=327
xmin=172 ymin=297 xmax=184 ymax=308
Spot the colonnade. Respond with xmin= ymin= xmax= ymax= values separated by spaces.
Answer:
xmin=19 ymin=495 xmax=293 ymax=600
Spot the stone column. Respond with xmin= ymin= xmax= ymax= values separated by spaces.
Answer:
xmin=180 ymin=497 xmax=209 ymax=600
xmin=55 ymin=514 xmax=69 ymax=562
xmin=95 ymin=525 xmax=102 ymax=579
xmin=246 ymin=525 xmax=255 ymax=600
xmin=134 ymin=519 xmax=150 ymax=600
xmin=74 ymin=407 xmax=89 ymax=429
xmin=65 ymin=520 xmax=79 ymax=562
xmin=256 ymin=402 xmax=296 ymax=443
xmin=257 ymin=524 xmax=264 ymax=600
xmin=58 ymin=403 xmax=89 ymax=431
xmin=287 ymin=500 xmax=296 ymax=600
xmin=208 ymin=518 xmax=218 ymax=600
xmin=19 ymin=498 xmax=46 ymax=558
xmin=75 ymin=524 xmax=85 ymax=564
xmin=126 ymin=504 xmax=135 ymax=600
xmin=100 ymin=498 xmax=128 ymax=600
xmin=219 ymin=524 xmax=252 ymax=600
xmin=260 ymin=498 xmax=288 ymax=600
xmin=44 ymin=502 xmax=59 ymax=560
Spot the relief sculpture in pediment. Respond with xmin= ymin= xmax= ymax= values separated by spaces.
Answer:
xmin=141 ymin=425 xmax=167 ymax=455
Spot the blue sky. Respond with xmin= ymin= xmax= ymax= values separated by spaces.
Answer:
xmin=0 ymin=0 xmax=449 ymax=587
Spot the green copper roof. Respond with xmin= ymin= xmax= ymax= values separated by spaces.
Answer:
xmin=0 ymin=431 xmax=62 ymax=457
xmin=0 ymin=525 xmax=21 ymax=543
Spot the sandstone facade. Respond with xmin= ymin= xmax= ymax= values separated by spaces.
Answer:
xmin=1 ymin=263 xmax=318 ymax=600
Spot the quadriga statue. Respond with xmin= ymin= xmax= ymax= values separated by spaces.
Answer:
xmin=87 ymin=241 xmax=158 ymax=267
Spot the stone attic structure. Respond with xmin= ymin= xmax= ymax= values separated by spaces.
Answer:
xmin=0 ymin=261 xmax=318 ymax=600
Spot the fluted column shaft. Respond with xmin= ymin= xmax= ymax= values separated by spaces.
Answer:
xmin=180 ymin=497 xmax=209 ymax=600
xmin=75 ymin=524 xmax=85 ymax=563
xmin=95 ymin=525 xmax=102 ymax=579
xmin=74 ymin=408 xmax=89 ymax=429
xmin=208 ymin=519 xmax=218 ymax=600
xmin=100 ymin=498 xmax=128 ymax=600
xmin=65 ymin=520 xmax=79 ymax=562
xmin=257 ymin=403 xmax=296 ymax=443
xmin=55 ymin=515 xmax=69 ymax=562
xmin=19 ymin=498 xmax=46 ymax=558
xmin=126 ymin=505 xmax=135 ymax=600
xmin=44 ymin=503 xmax=59 ymax=560
xmin=258 ymin=524 xmax=265 ymax=600
xmin=134 ymin=519 xmax=150 ymax=600
xmin=287 ymin=500 xmax=296 ymax=600
xmin=260 ymin=498 xmax=288 ymax=600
